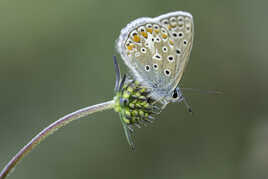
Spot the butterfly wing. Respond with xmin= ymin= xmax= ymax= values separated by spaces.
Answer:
xmin=116 ymin=11 xmax=194 ymax=103
xmin=157 ymin=12 xmax=194 ymax=91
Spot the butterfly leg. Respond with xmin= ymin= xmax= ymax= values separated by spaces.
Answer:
xmin=175 ymin=87 xmax=193 ymax=114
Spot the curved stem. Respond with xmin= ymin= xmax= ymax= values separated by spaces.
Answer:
xmin=0 ymin=100 xmax=115 ymax=179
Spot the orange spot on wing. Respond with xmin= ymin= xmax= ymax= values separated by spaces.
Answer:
xmin=126 ymin=44 xmax=135 ymax=51
xmin=162 ymin=33 xmax=168 ymax=39
xmin=146 ymin=28 xmax=153 ymax=34
xmin=133 ymin=35 xmax=140 ymax=43
xmin=141 ymin=31 xmax=148 ymax=38
xmin=154 ymin=29 xmax=160 ymax=33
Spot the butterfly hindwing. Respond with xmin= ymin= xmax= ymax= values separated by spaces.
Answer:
xmin=117 ymin=11 xmax=194 ymax=102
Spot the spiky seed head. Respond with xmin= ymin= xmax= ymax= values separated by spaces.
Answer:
xmin=113 ymin=78 xmax=162 ymax=149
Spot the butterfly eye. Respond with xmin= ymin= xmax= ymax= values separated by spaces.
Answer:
xmin=172 ymin=90 xmax=178 ymax=99
xmin=183 ymin=40 xmax=188 ymax=45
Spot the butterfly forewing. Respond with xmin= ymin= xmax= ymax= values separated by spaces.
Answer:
xmin=158 ymin=12 xmax=194 ymax=93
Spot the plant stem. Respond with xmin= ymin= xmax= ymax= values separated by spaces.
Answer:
xmin=0 ymin=100 xmax=115 ymax=179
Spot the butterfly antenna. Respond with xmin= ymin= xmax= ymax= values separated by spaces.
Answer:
xmin=182 ymin=88 xmax=223 ymax=95
xmin=113 ymin=56 xmax=121 ymax=92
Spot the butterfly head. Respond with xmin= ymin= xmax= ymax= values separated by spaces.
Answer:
xmin=162 ymin=86 xmax=184 ymax=103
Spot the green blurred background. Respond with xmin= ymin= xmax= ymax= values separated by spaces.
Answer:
xmin=1 ymin=0 xmax=268 ymax=178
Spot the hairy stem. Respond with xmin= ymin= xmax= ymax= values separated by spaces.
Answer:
xmin=0 ymin=100 xmax=115 ymax=179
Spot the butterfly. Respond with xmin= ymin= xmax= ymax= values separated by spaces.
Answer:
xmin=116 ymin=11 xmax=194 ymax=110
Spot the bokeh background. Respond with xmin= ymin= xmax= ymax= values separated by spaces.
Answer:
xmin=1 ymin=0 xmax=268 ymax=178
